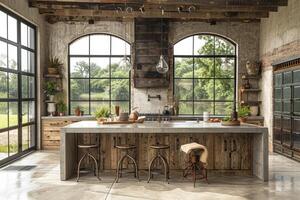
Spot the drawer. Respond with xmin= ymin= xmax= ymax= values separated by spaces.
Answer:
xmin=42 ymin=140 xmax=60 ymax=147
xmin=43 ymin=131 xmax=60 ymax=141
xmin=293 ymin=151 xmax=300 ymax=161
xmin=282 ymin=147 xmax=292 ymax=157
xmin=273 ymin=143 xmax=282 ymax=153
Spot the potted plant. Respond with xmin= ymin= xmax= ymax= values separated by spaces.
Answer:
xmin=48 ymin=57 xmax=63 ymax=75
xmin=57 ymin=100 xmax=67 ymax=116
xmin=74 ymin=106 xmax=81 ymax=116
xmin=238 ymin=105 xmax=251 ymax=122
xmin=94 ymin=106 xmax=110 ymax=122
xmin=44 ymin=81 xmax=57 ymax=101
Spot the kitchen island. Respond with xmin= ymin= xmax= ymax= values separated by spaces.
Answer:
xmin=60 ymin=121 xmax=268 ymax=181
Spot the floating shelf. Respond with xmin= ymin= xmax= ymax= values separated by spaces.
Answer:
xmin=44 ymin=74 xmax=62 ymax=78
xmin=241 ymin=74 xmax=261 ymax=80
xmin=241 ymin=100 xmax=262 ymax=105
xmin=241 ymin=88 xmax=261 ymax=92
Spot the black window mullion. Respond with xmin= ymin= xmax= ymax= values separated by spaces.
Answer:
xmin=88 ymin=35 xmax=91 ymax=115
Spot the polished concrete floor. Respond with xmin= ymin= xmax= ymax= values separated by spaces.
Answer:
xmin=0 ymin=151 xmax=300 ymax=200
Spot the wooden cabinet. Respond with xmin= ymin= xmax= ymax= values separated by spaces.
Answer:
xmin=41 ymin=117 xmax=94 ymax=150
xmin=273 ymin=62 xmax=300 ymax=162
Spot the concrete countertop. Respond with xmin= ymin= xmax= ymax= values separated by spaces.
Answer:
xmin=61 ymin=120 xmax=268 ymax=134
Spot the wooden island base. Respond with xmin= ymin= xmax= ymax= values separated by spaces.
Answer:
xmin=60 ymin=121 xmax=268 ymax=181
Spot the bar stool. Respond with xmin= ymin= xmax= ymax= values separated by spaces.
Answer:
xmin=115 ymin=144 xmax=139 ymax=183
xmin=181 ymin=142 xmax=208 ymax=187
xmin=76 ymin=135 xmax=101 ymax=182
xmin=147 ymin=144 xmax=170 ymax=183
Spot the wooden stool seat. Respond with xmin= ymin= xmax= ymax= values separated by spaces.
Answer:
xmin=116 ymin=144 xmax=136 ymax=150
xmin=78 ymin=144 xmax=99 ymax=149
xmin=149 ymin=144 xmax=170 ymax=149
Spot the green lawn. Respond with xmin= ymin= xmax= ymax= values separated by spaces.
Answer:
xmin=0 ymin=114 xmax=29 ymax=129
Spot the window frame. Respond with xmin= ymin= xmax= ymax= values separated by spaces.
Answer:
xmin=0 ymin=5 xmax=37 ymax=166
xmin=68 ymin=33 xmax=131 ymax=115
xmin=173 ymin=33 xmax=237 ymax=116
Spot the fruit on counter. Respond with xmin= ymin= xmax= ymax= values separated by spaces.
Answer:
xmin=209 ymin=118 xmax=221 ymax=123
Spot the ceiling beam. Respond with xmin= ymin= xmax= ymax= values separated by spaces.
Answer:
xmin=39 ymin=8 xmax=269 ymax=19
xmin=29 ymin=0 xmax=288 ymax=7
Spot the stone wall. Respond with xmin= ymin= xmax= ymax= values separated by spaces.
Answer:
xmin=48 ymin=20 xmax=260 ymax=114
xmin=260 ymin=0 xmax=300 ymax=151
xmin=0 ymin=0 xmax=48 ymax=149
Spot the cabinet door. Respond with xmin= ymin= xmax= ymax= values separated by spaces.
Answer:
xmin=282 ymin=117 xmax=292 ymax=147
xmin=273 ymin=116 xmax=282 ymax=144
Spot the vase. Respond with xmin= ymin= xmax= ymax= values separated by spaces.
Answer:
xmin=47 ymin=102 xmax=56 ymax=116
xmin=250 ymin=106 xmax=259 ymax=116
xmin=49 ymin=95 xmax=55 ymax=102
xmin=246 ymin=61 xmax=260 ymax=76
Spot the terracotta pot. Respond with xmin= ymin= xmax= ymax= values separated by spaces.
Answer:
xmin=239 ymin=117 xmax=247 ymax=123
xmin=59 ymin=112 xmax=64 ymax=116
xmin=75 ymin=108 xmax=81 ymax=116
xmin=48 ymin=67 xmax=58 ymax=75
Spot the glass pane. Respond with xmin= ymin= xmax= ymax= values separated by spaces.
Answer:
xmin=21 ymin=49 xmax=35 ymax=73
xmin=275 ymin=73 xmax=282 ymax=86
xmin=0 ymin=11 xmax=7 ymax=39
xmin=7 ymin=16 xmax=17 ymax=43
xmin=111 ymin=57 xmax=130 ymax=78
xmin=0 ymin=41 xmax=7 ymax=68
xmin=215 ymin=36 xmax=235 ymax=55
xmin=174 ymin=79 xmax=193 ymax=100
xmin=111 ymin=36 xmax=130 ymax=55
xmin=283 ymin=101 xmax=290 ymax=113
xmin=90 ymin=79 xmax=109 ymax=100
xmin=69 ymin=36 xmax=89 ymax=55
xmin=194 ymin=102 xmax=213 ymax=115
xmin=111 ymin=79 xmax=130 ymax=100
xmin=22 ymin=101 xmax=29 ymax=124
xmin=90 ymin=35 xmax=110 ymax=55
xmin=294 ymin=86 xmax=300 ymax=99
xmin=90 ymin=57 xmax=109 ymax=78
xmin=0 ymin=71 xmax=7 ymax=98
xmin=215 ymin=79 xmax=234 ymax=101
xmin=194 ymin=58 xmax=214 ymax=78
xmin=21 ymin=23 xmax=28 ymax=47
xmin=91 ymin=101 xmax=110 ymax=115
xmin=0 ymin=102 xmax=8 ymax=129
xmin=215 ymin=58 xmax=235 ymax=78
xmin=294 ymin=133 xmax=300 ymax=150
xmin=294 ymin=70 xmax=300 ymax=83
xmin=29 ymin=101 xmax=35 ymax=122
xmin=70 ymin=57 xmax=89 ymax=78
xmin=111 ymin=101 xmax=129 ymax=114
xmin=70 ymin=79 xmax=89 ymax=100
xmin=294 ymin=101 xmax=300 ymax=114
xmin=275 ymin=88 xmax=282 ymax=100
xmin=274 ymin=128 xmax=281 ymax=143
xmin=29 ymin=27 xmax=35 ymax=49
xmin=174 ymin=37 xmax=193 ymax=55
xmin=22 ymin=126 xmax=29 ymax=151
xmin=294 ymin=119 xmax=300 ymax=133
xmin=283 ymin=87 xmax=291 ymax=99
xmin=178 ymin=102 xmax=193 ymax=114
xmin=194 ymin=79 xmax=214 ymax=100
xmin=274 ymin=101 xmax=282 ymax=112
xmin=194 ymin=35 xmax=214 ymax=55
xmin=70 ymin=101 xmax=89 ymax=115
xmin=9 ymin=129 xmax=18 ymax=156
xmin=9 ymin=102 xmax=18 ymax=127
xmin=8 ymin=44 xmax=17 ymax=70
xmin=284 ymin=71 xmax=292 ymax=84
xmin=174 ymin=57 xmax=193 ymax=78
xmin=215 ymin=102 xmax=233 ymax=115
xmin=8 ymin=73 xmax=18 ymax=98
xmin=22 ymin=75 xmax=28 ymax=98
xmin=0 ymin=131 xmax=8 ymax=160
xmin=29 ymin=125 xmax=35 ymax=148
xmin=29 ymin=76 xmax=35 ymax=98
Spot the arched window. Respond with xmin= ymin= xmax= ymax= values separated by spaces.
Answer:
xmin=69 ymin=34 xmax=131 ymax=115
xmin=174 ymin=34 xmax=236 ymax=115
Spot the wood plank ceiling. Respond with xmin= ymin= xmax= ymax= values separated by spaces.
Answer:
xmin=28 ymin=0 xmax=288 ymax=23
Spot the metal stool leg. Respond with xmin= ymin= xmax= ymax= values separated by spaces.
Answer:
xmin=147 ymin=156 xmax=159 ymax=183
xmin=126 ymin=154 xmax=139 ymax=181
xmin=87 ymin=153 xmax=101 ymax=181
xmin=116 ymin=154 xmax=127 ymax=183
xmin=158 ymin=154 xmax=169 ymax=183
xmin=77 ymin=153 xmax=87 ymax=182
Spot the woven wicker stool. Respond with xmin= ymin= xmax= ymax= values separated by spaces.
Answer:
xmin=147 ymin=144 xmax=170 ymax=183
xmin=115 ymin=144 xmax=139 ymax=183
xmin=181 ymin=142 xmax=208 ymax=187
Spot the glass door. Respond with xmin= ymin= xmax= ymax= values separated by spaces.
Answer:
xmin=0 ymin=6 xmax=36 ymax=165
